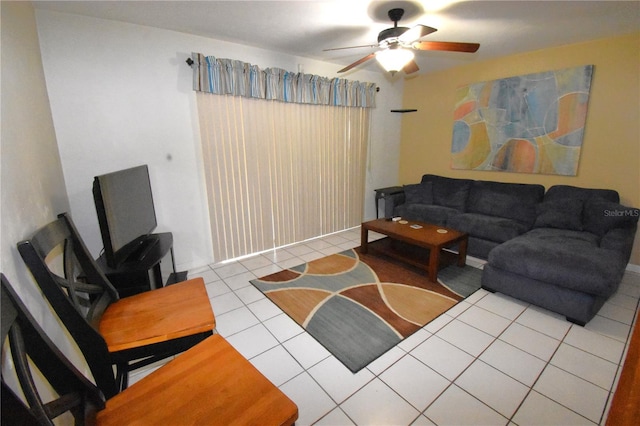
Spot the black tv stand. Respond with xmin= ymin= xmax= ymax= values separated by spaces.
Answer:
xmin=126 ymin=234 xmax=160 ymax=263
xmin=96 ymin=232 xmax=188 ymax=297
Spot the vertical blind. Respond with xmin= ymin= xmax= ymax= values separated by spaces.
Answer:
xmin=192 ymin=53 xmax=374 ymax=262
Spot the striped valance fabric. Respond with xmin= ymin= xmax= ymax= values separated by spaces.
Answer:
xmin=189 ymin=52 xmax=377 ymax=108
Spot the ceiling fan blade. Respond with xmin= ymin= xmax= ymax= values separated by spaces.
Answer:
xmin=337 ymin=53 xmax=376 ymax=73
xmin=398 ymin=24 xmax=437 ymax=43
xmin=323 ymin=44 xmax=377 ymax=52
xmin=413 ymin=41 xmax=480 ymax=53
xmin=403 ymin=60 xmax=419 ymax=74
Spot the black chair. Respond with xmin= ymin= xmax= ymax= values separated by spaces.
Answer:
xmin=1 ymin=274 xmax=298 ymax=426
xmin=1 ymin=274 xmax=105 ymax=425
xmin=17 ymin=212 xmax=214 ymax=399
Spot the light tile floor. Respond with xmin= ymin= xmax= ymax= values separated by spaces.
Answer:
xmin=133 ymin=227 xmax=640 ymax=425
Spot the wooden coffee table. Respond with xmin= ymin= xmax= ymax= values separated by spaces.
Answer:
xmin=360 ymin=218 xmax=468 ymax=283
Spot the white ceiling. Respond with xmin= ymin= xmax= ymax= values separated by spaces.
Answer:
xmin=33 ymin=0 xmax=640 ymax=75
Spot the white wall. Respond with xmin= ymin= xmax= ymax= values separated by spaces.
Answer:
xmin=35 ymin=9 xmax=403 ymax=270
xmin=1 ymin=1 xmax=89 ymax=391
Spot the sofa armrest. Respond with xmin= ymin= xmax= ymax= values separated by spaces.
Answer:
xmin=385 ymin=191 xmax=406 ymax=217
xmin=600 ymin=225 xmax=638 ymax=263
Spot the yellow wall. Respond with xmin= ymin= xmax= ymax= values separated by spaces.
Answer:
xmin=400 ymin=32 xmax=640 ymax=265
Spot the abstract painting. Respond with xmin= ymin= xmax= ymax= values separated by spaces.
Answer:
xmin=451 ymin=65 xmax=594 ymax=175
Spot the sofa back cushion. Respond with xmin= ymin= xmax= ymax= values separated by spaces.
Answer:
xmin=536 ymin=185 xmax=622 ymax=233
xmin=583 ymin=198 xmax=639 ymax=236
xmin=403 ymin=182 xmax=433 ymax=205
xmin=544 ymin=185 xmax=619 ymax=203
xmin=534 ymin=199 xmax=584 ymax=231
xmin=420 ymin=174 xmax=472 ymax=211
xmin=467 ymin=180 xmax=545 ymax=225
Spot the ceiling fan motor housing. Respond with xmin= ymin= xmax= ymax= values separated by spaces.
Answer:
xmin=378 ymin=27 xmax=410 ymax=44
xmin=379 ymin=8 xmax=409 ymax=44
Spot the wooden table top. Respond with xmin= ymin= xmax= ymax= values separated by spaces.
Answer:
xmin=363 ymin=218 xmax=467 ymax=248
xmin=97 ymin=334 xmax=298 ymax=426
xmin=99 ymin=277 xmax=215 ymax=352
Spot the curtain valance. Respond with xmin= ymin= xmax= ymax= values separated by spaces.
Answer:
xmin=189 ymin=52 xmax=376 ymax=108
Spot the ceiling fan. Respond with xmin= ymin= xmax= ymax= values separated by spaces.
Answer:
xmin=326 ymin=8 xmax=480 ymax=75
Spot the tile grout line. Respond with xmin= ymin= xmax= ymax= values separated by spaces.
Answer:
xmin=412 ymin=290 xmax=512 ymax=423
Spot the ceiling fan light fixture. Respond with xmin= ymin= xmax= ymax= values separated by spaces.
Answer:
xmin=375 ymin=48 xmax=414 ymax=73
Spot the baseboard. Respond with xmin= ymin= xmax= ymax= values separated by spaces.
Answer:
xmin=627 ymin=263 xmax=640 ymax=274
xmin=465 ymin=257 xmax=638 ymax=274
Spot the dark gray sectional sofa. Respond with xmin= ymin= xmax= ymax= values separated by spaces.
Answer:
xmin=388 ymin=174 xmax=639 ymax=325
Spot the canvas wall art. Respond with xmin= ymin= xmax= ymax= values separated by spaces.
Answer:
xmin=451 ymin=65 xmax=594 ymax=175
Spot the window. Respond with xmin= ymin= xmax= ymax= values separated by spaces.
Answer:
xmin=197 ymin=93 xmax=370 ymax=261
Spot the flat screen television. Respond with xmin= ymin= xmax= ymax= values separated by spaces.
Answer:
xmin=93 ymin=165 xmax=158 ymax=268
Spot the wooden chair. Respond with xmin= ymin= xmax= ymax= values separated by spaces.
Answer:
xmin=17 ymin=212 xmax=215 ymax=399
xmin=1 ymin=274 xmax=298 ymax=426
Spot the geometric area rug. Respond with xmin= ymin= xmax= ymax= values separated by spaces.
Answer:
xmin=250 ymin=246 xmax=482 ymax=373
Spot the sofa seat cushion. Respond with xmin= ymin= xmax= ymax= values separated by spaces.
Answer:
xmin=395 ymin=203 xmax=459 ymax=227
xmin=487 ymin=228 xmax=626 ymax=297
xmin=447 ymin=213 xmax=530 ymax=243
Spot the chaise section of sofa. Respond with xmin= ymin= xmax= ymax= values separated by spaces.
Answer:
xmin=482 ymin=185 xmax=639 ymax=325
